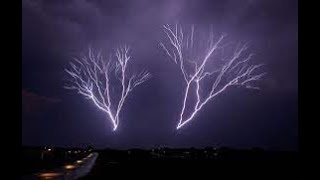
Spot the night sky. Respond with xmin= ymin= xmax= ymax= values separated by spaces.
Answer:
xmin=22 ymin=0 xmax=298 ymax=151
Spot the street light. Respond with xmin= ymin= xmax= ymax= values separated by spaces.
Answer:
xmin=64 ymin=164 xmax=76 ymax=170
xmin=37 ymin=172 xmax=62 ymax=179
xmin=76 ymin=160 xmax=83 ymax=164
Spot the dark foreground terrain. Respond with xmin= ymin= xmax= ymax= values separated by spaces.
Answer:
xmin=81 ymin=147 xmax=299 ymax=179
xmin=22 ymin=147 xmax=299 ymax=179
xmin=21 ymin=146 xmax=93 ymax=176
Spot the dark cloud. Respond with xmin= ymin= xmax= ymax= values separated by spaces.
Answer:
xmin=22 ymin=0 xmax=297 ymax=150
xmin=22 ymin=89 xmax=61 ymax=114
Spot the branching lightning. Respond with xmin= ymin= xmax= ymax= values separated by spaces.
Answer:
xmin=64 ymin=46 xmax=151 ymax=131
xmin=160 ymin=24 xmax=266 ymax=130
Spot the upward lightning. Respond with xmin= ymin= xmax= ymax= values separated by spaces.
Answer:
xmin=64 ymin=46 xmax=151 ymax=131
xmin=160 ymin=24 xmax=266 ymax=130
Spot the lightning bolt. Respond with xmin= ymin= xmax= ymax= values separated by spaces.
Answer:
xmin=160 ymin=24 xmax=266 ymax=130
xmin=65 ymin=46 xmax=151 ymax=131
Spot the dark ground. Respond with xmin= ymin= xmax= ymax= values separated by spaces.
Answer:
xmin=21 ymin=146 xmax=92 ymax=176
xmin=80 ymin=147 xmax=299 ymax=179
xmin=22 ymin=146 xmax=299 ymax=179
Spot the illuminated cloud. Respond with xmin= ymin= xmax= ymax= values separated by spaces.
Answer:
xmin=160 ymin=25 xmax=265 ymax=129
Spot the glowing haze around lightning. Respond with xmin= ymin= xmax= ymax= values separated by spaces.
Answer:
xmin=160 ymin=24 xmax=266 ymax=130
xmin=64 ymin=46 xmax=151 ymax=131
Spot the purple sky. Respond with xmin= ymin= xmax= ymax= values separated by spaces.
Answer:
xmin=22 ymin=0 xmax=298 ymax=150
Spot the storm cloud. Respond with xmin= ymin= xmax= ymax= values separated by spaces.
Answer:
xmin=22 ymin=0 xmax=298 ymax=150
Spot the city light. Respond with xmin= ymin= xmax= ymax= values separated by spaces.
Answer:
xmin=76 ymin=160 xmax=83 ymax=164
xmin=64 ymin=164 xmax=76 ymax=170
xmin=37 ymin=172 xmax=62 ymax=179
